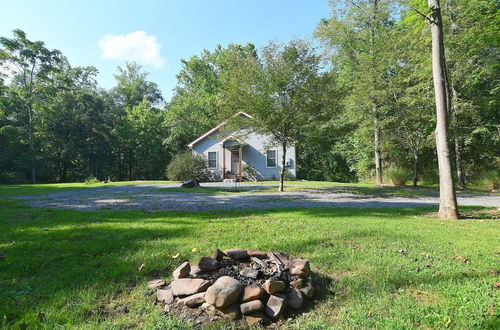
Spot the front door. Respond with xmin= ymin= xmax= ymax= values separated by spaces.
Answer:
xmin=230 ymin=151 xmax=239 ymax=175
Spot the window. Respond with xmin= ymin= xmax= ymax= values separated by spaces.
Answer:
xmin=266 ymin=149 xmax=277 ymax=168
xmin=207 ymin=152 xmax=217 ymax=168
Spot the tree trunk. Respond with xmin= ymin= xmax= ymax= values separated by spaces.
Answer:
xmin=370 ymin=0 xmax=382 ymax=186
xmin=28 ymin=106 xmax=36 ymax=183
xmin=412 ymin=152 xmax=419 ymax=187
xmin=278 ymin=144 xmax=287 ymax=192
xmin=455 ymin=138 xmax=466 ymax=189
xmin=374 ymin=115 xmax=383 ymax=186
xmin=428 ymin=0 xmax=459 ymax=219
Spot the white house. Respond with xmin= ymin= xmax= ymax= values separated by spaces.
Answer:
xmin=187 ymin=112 xmax=296 ymax=181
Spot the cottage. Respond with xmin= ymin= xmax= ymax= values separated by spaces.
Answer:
xmin=187 ymin=112 xmax=296 ymax=181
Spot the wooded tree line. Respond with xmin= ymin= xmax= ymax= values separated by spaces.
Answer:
xmin=0 ymin=0 xmax=498 ymax=187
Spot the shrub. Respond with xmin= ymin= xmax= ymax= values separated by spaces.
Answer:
xmin=243 ymin=164 xmax=259 ymax=181
xmin=84 ymin=176 xmax=100 ymax=185
xmin=386 ymin=167 xmax=410 ymax=186
xmin=482 ymin=169 xmax=500 ymax=190
xmin=167 ymin=152 xmax=208 ymax=181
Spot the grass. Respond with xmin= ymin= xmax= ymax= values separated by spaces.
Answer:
xmin=1 ymin=193 xmax=499 ymax=329
xmin=0 ymin=181 xmax=178 ymax=197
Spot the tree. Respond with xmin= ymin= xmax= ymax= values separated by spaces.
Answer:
xmin=0 ymin=29 xmax=61 ymax=183
xmin=166 ymin=43 xmax=258 ymax=152
xmin=222 ymin=40 xmax=332 ymax=191
xmin=316 ymin=0 xmax=398 ymax=185
xmin=110 ymin=62 xmax=165 ymax=180
xmin=424 ymin=0 xmax=459 ymax=219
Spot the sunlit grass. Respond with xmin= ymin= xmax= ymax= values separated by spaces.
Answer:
xmin=0 ymin=198 xmax=498 ymax=329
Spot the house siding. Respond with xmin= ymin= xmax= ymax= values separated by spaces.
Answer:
xmin=191 ymin=129 xmax=296 ymax=181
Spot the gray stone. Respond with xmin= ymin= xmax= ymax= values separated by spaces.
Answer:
xmin=223 ymin=248 xmax=249 ymax=260
xmin=287 ymin=258 xmax=311 ymax=277
xmin=265 ymin=294 xmax=286 ymax=319
xmin=189 ymin=265 xmax=202 ymax=277
xmin=172 ymin=261 xmax=190 ymax=280
xmin=286 ymin=287 xmax=303 ymax=310
xmin=157 ymin=288 xmax=174 ymax=304
xmin=205 ymin=276 xmax=242 ymax=308
xmin=212 ymin=249 xmax=226 ymax=261
xmin=171 ymin=278 xmax=211 ymax=297
xmin=148 ymin=279 xmax=165 ymax=289
xmin=240 ymin=300 xmax=264 ymax=315
xmin=241 ymin=284 xmax=263 ymax=302
xmin=198 ymin=256 xmax=219 ymax=271
xmin=262 ymin=280 xmax=285 ymax=294
xmin=178 ymin=292 xmax=206 ymax=307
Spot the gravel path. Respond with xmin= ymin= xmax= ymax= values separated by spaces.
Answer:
xmin=13 ymin=182 xmax=500 ymax=212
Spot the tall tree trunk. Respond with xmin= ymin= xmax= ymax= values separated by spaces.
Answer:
xmin=412 ymin=152 xmax=419 ymax=187
xmin=428 ymin=0 xmax=459 ymax=219
xmin=279 ymin=144 xmax=287 ymax=192
xmin=455 ymin=138 xmax=466 ymax=189
xmin=28 ymin=106 xmax=36 ymax=183
xmin=374 ymin=115 xmax=382 ymax=185
xmin=370 ymin=0 xmax=382 ymax=186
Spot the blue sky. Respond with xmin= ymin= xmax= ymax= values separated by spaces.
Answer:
xmin=0 ymin=0 xmax=331 ymax=101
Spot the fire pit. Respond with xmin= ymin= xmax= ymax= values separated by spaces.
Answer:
xmin=149 ymin=248 xmax=317 ymax=326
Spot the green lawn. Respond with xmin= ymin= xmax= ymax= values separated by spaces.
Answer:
xmin=0 ymin=181 xmax=179 ymax=197
xmin=1 ymin=194 xmax=498 ymax=329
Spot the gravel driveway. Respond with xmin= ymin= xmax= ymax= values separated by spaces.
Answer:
xmin=14 ymin=182 xmax=500 ymax=212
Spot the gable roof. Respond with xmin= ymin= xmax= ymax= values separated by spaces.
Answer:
xmin=187 ymin=112 xmax=253 ymax=148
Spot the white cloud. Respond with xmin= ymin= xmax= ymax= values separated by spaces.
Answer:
xmin=98 ymin=31 xmax=165 ymax=68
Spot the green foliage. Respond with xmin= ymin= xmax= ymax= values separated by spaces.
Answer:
xmin=166 ymin=151 xmax=208 ymax=181
xmin=386 ymin=167 xmax=410 ymax=186
xmin=481 ymin=169 xmax=500 ymax=190
xmin=84 ymin=176 xmax=99 ymax=185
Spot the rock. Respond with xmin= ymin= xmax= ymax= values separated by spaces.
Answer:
xmin=240 ymin=267 xmax=259 ymax=279
xmin=212 ymin=249 xmax=226 ymax=261
xmin=290 ymin=279 xmax=303 ymax=288
xmin=171 ymin=278 xmax=211 ymax=297
xmin=201 ymin=302 xmax=214 ymax=310
xmin=157 ymin=288 xmax=174 ymax=304
xmin=178 ymin=292 xmax=206 ymax=308
xmin=241 ymin=284 xmax=264 ymax=302
xmin=172 ymin=261 xmax=190 ymax=280
xmin=224 ymin=248 xmax=249 ymax=260
xmin=300 ymin=280 xmax=314 ymax=299
xmin=287 ymin=258 xmax=311 ymax=277
xmin=198 ymin=256 xmax=219 ymax=271
xmin=247 ymin=250 xmax=267 ymax=259
xmin=245 ymin=312 xmax=266 ymax=326
xmin=262 ymin=280 xmax=285 ymax=294
xmin=217 ymin=303 xmax=241 ymax=320
xmin=148 ymin=279 xmax=165 ymax=289
xmin=181 ymin=179 xmax=201 ymax=188
xmin=240 ymin=300 xmax=264 ymax=314
xmin=189 ymin=265 xmax=202 ymax=277
xmin=205 ymin=276 xmax=242 ymax=308
xmin=286 ymin=287 xmax=303 ymax=310
xmin=265 ymin=294 xmax=286 ymax=319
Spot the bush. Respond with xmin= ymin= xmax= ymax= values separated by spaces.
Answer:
xmin=84 ymin=176 xmax=100 ymax=185
xmin=482 ymin=169 xmax=500 ymax=190
xmin=167 ymin=152 xmax=208 ymax=181
xmin=243 ymin=164 xmax=259 ymax=181
xmin=386 ymin=167 xmax=410 ymax=186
